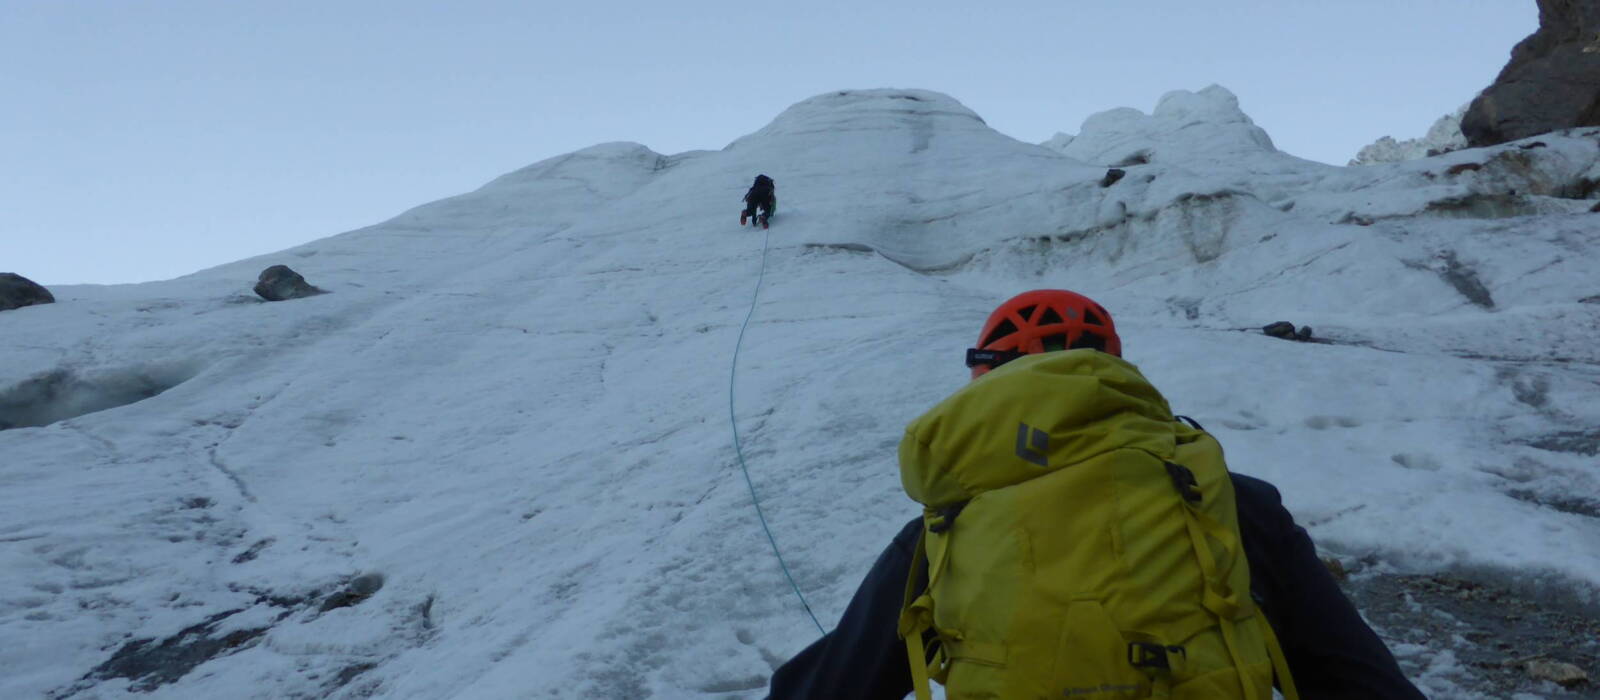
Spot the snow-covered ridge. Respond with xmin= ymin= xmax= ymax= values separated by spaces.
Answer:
xmin=2 ymin=87 xmax=1599 ymax=698
xmin=733 ymin=88 xmax=988 ymax=143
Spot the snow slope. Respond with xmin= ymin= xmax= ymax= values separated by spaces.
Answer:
xmin=2 ymin=86 xmax=1599 ymax=699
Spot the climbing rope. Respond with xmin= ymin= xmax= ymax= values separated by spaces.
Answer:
xmin=728 ymin=223 xmax=827 ymax=636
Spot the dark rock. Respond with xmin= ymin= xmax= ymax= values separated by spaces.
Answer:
xmin=1446 ymin=162 xmax=1484 ymax=175
xmin=1112 ymin=150 xmax=1151 ymax=167
xmin=1262 ymin=322 xmax=1316 ymax=342
xmin=1524 ymin=428 xmax=1600 ymax=457
xmin=1462 ymin=0 xmax=1600 ymax=147
xmin=1518 ymin=141 xmax=1549 ymax=149
xmin=317 ymin=590 xmax=363 ymax=612
xmin=1263 ymin=321 xmax=1297 ymax=339
xmin=1525 ymin=659 xmax=1589 ymax=688
xmin=1425 ymin=193 xmax=1541 ymax=219
xmin=253 ymin=265 xmax=324 ymax=302
xmin=1506 ymin=488 xmax=1600 ymax=518
xmin=1099 ymin=168 xmax=1127 ymax=187
xmin=66 ymin=590 xmax=323 ymax=695
xmin=319 ymin=572 xmax=385 ymax=612
xmin=1582 ymin=294 xmax=1600 ymax=303
xmin=1263 ymin=321 xmax=1296 ymax=338
xmin=330 ymin=662 xmax=378 ymax=690
xmin=0 ymin=272 xmax=55 ymax=311
xmin=1344 ymin=573 xmax=1600 ymax=697
xmin=1591 ymin=201 xmax=1600 ymax=213
xmin=1571 ymin=177 xmax=1600 ymax=200
xmin=82 ymin=609 xmax=265 ymax=692
xmin=231 ymin=538 xmax=274 ymax=564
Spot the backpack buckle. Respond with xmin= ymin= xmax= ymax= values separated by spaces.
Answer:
xmin=1164 ymin=461 xmax=1203 ymax=503
xmin=927 ymin=502 xmax=967 ymax=534
xmin=1128 ymin=642 xmax=1185 ymax=672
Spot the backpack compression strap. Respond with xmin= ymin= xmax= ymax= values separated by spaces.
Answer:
xmin=898 ymin=507 xmax=966 ymax=700
xmin=1165 ymin=460 xmax=1298 ymax=700
xmin=898 ymin=529 xmax=936 ymax=700
xmin=1262 ymin=615 xmax=1300 ymax=700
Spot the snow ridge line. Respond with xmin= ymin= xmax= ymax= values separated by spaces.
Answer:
xmin=727 ymin=223 xmax=826 ymax=636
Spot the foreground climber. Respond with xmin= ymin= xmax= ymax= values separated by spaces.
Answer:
xmin=767 ymin=289 xmax=1424 ymax=700
xmin=741 ymin=174 xmax=776 ymax=228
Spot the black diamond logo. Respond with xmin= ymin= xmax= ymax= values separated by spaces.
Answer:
xmin=1015 ymin=422 xmax=1048 ymax=467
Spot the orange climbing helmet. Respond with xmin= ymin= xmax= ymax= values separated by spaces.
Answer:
xmin=966 ymin=289 xmax=1121 ymax=378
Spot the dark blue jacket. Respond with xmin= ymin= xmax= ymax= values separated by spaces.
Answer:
xmin=767 ymin=474 xmax=1425 ymax=700
xmin=744 ymin=176 xmax=775 ymax=205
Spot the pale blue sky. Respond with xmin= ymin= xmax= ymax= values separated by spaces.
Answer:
xmin=3 ymin=1 xmax=1536 ymax=285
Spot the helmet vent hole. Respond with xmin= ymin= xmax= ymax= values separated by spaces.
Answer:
xmin=1038 ymin=307 xmax=1064 ymax=325
xmin=983 ymin=320 xmax=1019 ymax=348
xmin=1042 ymin=334 xmax=1069 ymax=352
xmin=1084 ymin=309 xmax=1104 ymax=326
xmin=1016 ymin=305 xmax=1038 ymax=322
xmin=1073 ymin=333 xmax=1107 ymax=352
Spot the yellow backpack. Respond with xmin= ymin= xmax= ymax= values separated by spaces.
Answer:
xmin=896 ymin=350 xmax=1298 ymax=700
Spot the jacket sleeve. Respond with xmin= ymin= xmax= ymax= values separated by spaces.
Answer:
xmin=1231 ymin=474 xmax=1426 ymax=700
xmin=766 ymin=518 xmax=920 ymax=700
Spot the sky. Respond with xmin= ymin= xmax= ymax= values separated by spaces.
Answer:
xmin=2 ymin=0 xmax=1538 ymax=286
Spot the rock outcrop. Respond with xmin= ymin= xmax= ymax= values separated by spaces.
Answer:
xmin=1462 ymin=0 xmax=1600 ymax=147
xmin=1263 ymin=321 xmax=1314 ymax=342
xmin=0 ymin=273 xmax=55 ymax=311
xmin=1523 ymin=659 xmax=1589 ymax=689
xmin=253 ymin=265 xmax=324 ymax=302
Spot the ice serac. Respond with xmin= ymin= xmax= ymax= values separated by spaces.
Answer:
xmin=1037 ymin=86 xmax=1339 ymax=229
xmin=1024 ymin=86 xmax=1600 ymax=292
xmin=1350 ymin=105 xmax=1470 ymax=165
xmin=1044 ymin=85 xmax=1280 ymax=167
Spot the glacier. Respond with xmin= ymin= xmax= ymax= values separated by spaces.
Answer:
xmin=2 ymin=85 xmax=1599 ymax=698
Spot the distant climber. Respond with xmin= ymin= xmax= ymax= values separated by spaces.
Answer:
xmin=741 ymin=175 xmax=776 ymax=229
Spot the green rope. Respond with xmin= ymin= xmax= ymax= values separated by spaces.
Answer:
xmin=728 ymin=223 xmax=826 ymax=636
